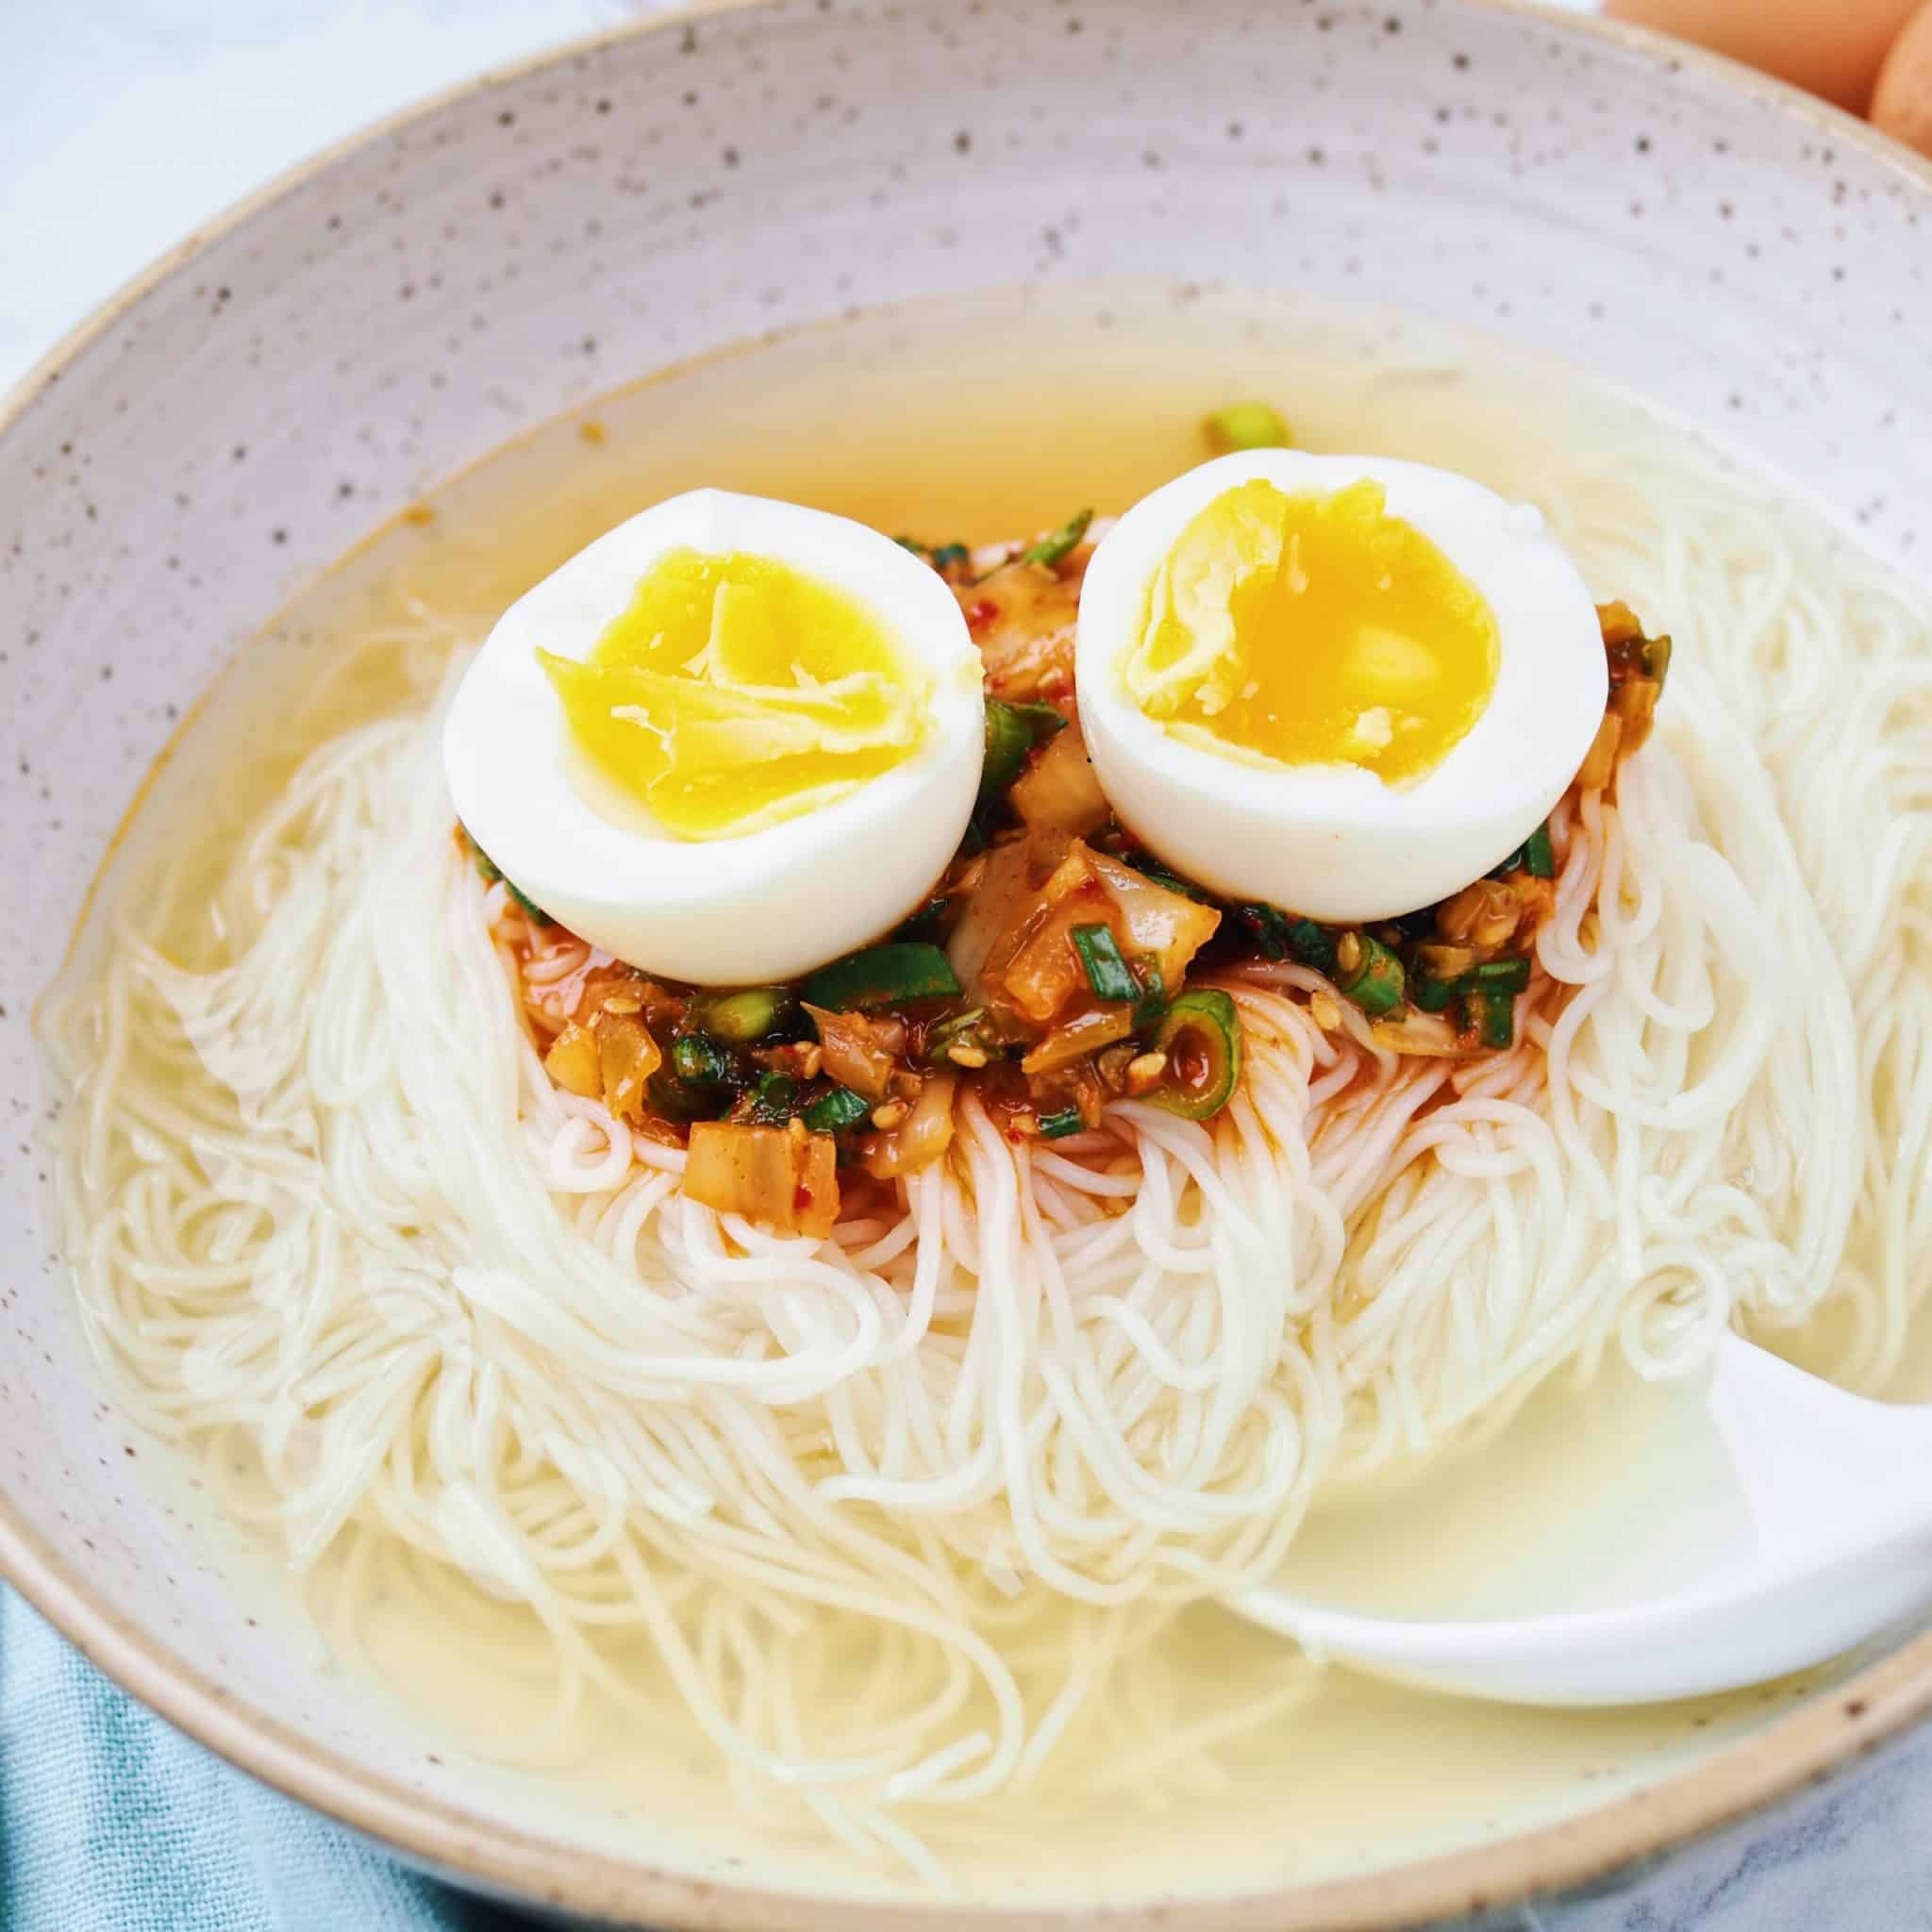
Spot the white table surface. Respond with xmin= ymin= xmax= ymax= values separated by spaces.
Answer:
xmin=5 ymin=5 xmax=1928 ymax=1929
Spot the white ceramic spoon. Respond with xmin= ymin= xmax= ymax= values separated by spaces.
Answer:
xmin=1235 ymin=1334 xmax=1932 ymax=1707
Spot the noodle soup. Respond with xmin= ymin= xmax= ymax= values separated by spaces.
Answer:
xmin=41 ymin=286 xmax=1932 ymax=1898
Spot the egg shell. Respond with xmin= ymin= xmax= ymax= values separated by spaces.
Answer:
xmin=443 ymin=488 xmax=985 ymax=984
xmin=1872 ymin=0 xmax=1932 ymax=156
xmin=1075 ymin=451 xmax=1607 ymax=924
xmin=1605 ymin=0 xmax=1919 ymax=113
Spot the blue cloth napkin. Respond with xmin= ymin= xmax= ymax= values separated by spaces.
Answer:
xmin=0 ymin=1587 xmax=539 ymax=1931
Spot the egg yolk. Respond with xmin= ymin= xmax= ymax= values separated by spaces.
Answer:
xmin=1122 ymin=478 xmax=1500 ymax=786
xmin=540 ymin=547 xmax=930 ymax=840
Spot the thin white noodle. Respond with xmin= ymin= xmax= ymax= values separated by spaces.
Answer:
xmin=42 ymin=450 xmax=1931 ymax=1879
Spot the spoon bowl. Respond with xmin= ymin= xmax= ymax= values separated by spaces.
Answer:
xmin=1237 ymin=1336 xmax=1932 ymax=1706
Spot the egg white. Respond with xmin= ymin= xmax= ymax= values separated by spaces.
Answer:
xmin=443 ymin=488 xmax=984 ymax=984
xmin=1075 ymin=451 xmax=1607 ymax=922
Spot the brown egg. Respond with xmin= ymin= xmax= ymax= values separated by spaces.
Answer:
xmin=1605 ymin=0 xmax=1919 ymax=112
xmin=1872 ymin=0 xmax=1932 ymax=156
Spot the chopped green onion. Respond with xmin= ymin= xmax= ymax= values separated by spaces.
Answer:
xmin=1233 ymin=903 xmax=1293 ymax=960
xmin=924 ymin=1008 xmax=987 ymax=1059
xmin=1284 ymin=917 xmax=1339 ymax=974
xmin=1521 ymin=822 xmax=1556 ymax=879
xmin=1412 ymin=949 xmax=1528 ymax=1017
xmin=646 ymin=1070 xmax=727 ymax=1124
xmin=1008 ymin=699 xmax=1068 ymax=740
xmin=671 ymin=1034 xmax=741 ymax=1087
xmin=1233 ymin=904 xmax=1338 ymax=972
xmin=802 ymin=1085 xmax=873 ymax=1133
xmin=1494 ymin=822 xmax=1556 ymax=881
xmin=1037 ymin=1106 xmax=1086 ymax=1139
xmin=804 ymin=942 xmax=960 ymax=1012
xmin=747 ymin=1071 xmax=801 ymax=1123
xmin=982 ymin=703 xmax=1035 ymax=805
xmin=1022 ymin=508 xmax=1093 ymax=569
xmin=1071 ymin=924 xmax=1139 ymax=1003
xmin=1414 ymin=946 xmax=1468 ymax=1020
xmin=462 ymin=827 xmax=551 ymax=924
xmin=930 ymin=541 xmax=971 ymax=572
xmin=504 ymin=878 xmax=552 ymax=925
xmin=1204 ymin=401 xmax=1292 ymax=453
xmin=1125 ymin=852 xmax=1209 ymax=901
xmin=1463 ymin=988 xmax=1516 ymax=1050
xmin=1130 ymin=958 xmax=1167 ymax=1032
xmin=980 ymin=698 xmax=1067 ymax=808
xmin=1334 ymin=930 xmax=1406 ymax=1016
xmin=1470 ymin=957 xmax=1532 ymax=994
xmin=691 ymin=987 xmax=795 ymax=1044
xmin=893 ymin=534 xmax=925 ymax=555
xmin=1147 ymin=989 xmax=1242 ymax=1120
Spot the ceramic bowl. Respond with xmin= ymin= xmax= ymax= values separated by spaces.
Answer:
xmin=4 ymin=2 xmax=1931 ymax=1925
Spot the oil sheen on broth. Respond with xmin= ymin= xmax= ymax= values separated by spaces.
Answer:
xmin=53 ymin=285 xmax=1923 ymax=1903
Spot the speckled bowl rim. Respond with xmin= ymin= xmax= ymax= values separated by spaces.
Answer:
xmin=5 ymin=4 xmax=1932 ymax=1926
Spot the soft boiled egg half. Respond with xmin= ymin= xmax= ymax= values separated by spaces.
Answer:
xmin=444 ymin=489 xmax=984 ymax=984
xmin=1075 ymin=452 xmax=1607 ymax=922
